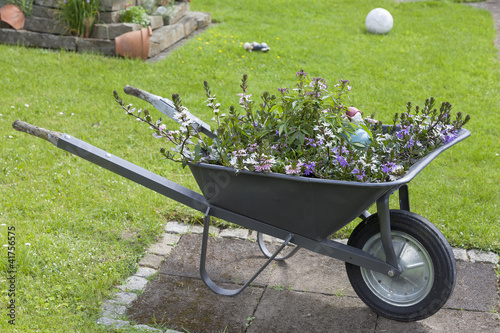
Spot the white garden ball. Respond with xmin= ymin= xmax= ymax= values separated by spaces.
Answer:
xmin=365 ymin=8 xmax=393 ymax=34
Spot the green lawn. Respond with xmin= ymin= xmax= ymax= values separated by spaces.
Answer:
xmin=1 ymin=0 xmax=499 ymax=331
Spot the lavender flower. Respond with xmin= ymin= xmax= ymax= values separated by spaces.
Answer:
xmin=396 ymin=126 xmax=411 ymax=139
xmin=302 ymin=162 xmax=316 ymax=176
xmin=351 ymin=168 xmax=366 ymax=181
xmin=382 ymin=162 xmax=397 ymax=174
xmin=296 ymin=70 xmax=307 ymax=78
xmin=278 ymin=87 xmax=289 ymax=95
xmin=336 ymin=155 xmax=349 ymax=168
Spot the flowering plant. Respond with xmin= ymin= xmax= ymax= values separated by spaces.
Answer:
xmin=114 ymin=71 xmax=469 ymax=183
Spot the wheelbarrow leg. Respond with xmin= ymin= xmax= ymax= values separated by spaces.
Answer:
xmin=376 ymin=193 xmax=401 ymax=274
xmin=399 ymin=184 xmax=410 ymax=211
xmin=200 ymin=207 xmax=294 ymax=296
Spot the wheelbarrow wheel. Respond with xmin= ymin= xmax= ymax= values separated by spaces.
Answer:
xmin=345 ymin=210 xmax=456 ymax=322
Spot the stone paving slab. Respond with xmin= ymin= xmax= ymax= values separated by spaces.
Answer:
xmin=127 ymin=274 xmax=263 ymax=333
xmin=445 ymin=261 xmax=499 ymax=312
xmin=375 ymin=309 xmax=500 ymax=333
xmin=159 ymin=234 xmax=273 ymax=286
xmin=121 ymin=232 xmax=499 ymax=333
xmin=267 ymin=247 xmax=356 ymax=297
xmin=247 ymin=288 xmax=377 ymax=333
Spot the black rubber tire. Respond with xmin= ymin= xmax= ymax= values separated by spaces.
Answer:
xmin=345 ymin=210 xmax=456 ymax=322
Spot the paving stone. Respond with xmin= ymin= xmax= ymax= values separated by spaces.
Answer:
xmin=445 ymin=261 xmax=499 ymax=312
xmin=101 ymin=300 xmax=127 ymax=318
xmin=162 ymin=1 xmax=189 ymax=25
xmin=76 ymin=38 xmax=115 ymax=56
xmin=99 ymin=11 xmax=121 ymax=24
xmin=148 ymin=40 xmax=162 ymax=58
xmin=99 ymin=0 xmax=134 ymax=11
xmin=123 ymin=275 xmax=149 ymax=291
xmin=24 ymin=17 xmax=66 ymax=35
xmin=34 ymin=0 xmax=58 ymax=8
xmin=185 ymin=11 xmax=211 ymax=29
xmin=248 ymin=230 xmax=258 ymax=241
xmin=90 ymin=23 xmax=142 ymax=40
xmin=376 ymin=309 xmax=500 ymax=332
xmin=164 ymin=221 xmax=189 ymax=234
xmin=96 ymin=317 xmax=130 ymax=329
xmin=0 ymin=28 xmax=77 ymax=50
xmin=453 ymin=248 xmax=469 ymax=262
xmin=111 ymin=292 xmax=138 ymax=305
xmin=160 ymin=233 xmax=181 ymax=245
xmin=132 ymin=324 xmax=164 ymax=332
xmin=191 ymin=224 xmax=220 ymax=236
xmin=332 ymin=238 xmax=348 ymax=245
xmin=178 ymin=14 xmax=197 ymax=37
xmin=138 ymin=253 xmax=164 ymax=269
xmin=136 ymin=267 xmax=157 ymax=278
xmin=147 ymin=242 xmax=173 ymax=256
xmin=468 ymin=249 xmax=499 ymax=264
xmin=149 ymin=15 xmax=163 ymax=30
xmin=31 ymin=5 xmax=58 ymax=19
xmin=267 ymin=247 xmax=356 ymax=297
xmin=247 ymin=288 xmax=377 ymax=333
xmin=160 ymin=234 xmax=273 ymax=286
xmin=219 ymin=228 xmax=249 ymax=239
xmin=127 ymin=274 xmax=263 ymax=333
xmin=151 ymin=22 xmax=185 ymax=50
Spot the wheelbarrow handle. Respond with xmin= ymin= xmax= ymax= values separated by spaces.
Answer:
xmin=123 ymin=85 xmax=217 ymax=139
xmin=12 ymin=120 xmax=62 ymax=145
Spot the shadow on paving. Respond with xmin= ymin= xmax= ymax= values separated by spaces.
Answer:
xmin=127 ymin=234 xmax=499 ymax=333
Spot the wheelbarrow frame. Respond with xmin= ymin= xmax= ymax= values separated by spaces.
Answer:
xmin=12 ymin=120 xmax=469 ymax=295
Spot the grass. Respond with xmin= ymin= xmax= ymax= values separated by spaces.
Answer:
xmin=0 ymin=0 xmax=499 ymax=331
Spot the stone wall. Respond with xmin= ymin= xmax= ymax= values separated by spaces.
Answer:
xmin=0 ymin=0 xmax=210 ymax=58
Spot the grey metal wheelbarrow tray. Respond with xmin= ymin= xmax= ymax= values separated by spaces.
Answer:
xmin=12 ymin=90 xmax=470 ymax=322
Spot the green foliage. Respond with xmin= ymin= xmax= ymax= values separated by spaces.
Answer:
xmin=119 ymin=5 xmax=151 ymax=27
xmin=57 ymin=0 xmax=100 ymax=38
xmin=6 ymin=0 xmax=33 ymax=16
xmin=119 ymin=72 xmax=469 ymax=183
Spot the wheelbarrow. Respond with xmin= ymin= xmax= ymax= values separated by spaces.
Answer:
xmin=12 ymin=86 xmax=470 ymax=322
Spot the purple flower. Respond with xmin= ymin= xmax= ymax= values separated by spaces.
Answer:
xmin=352 ymin=168 xmax=366 ymax=181
xmin=296 ymin=70 xmax=307 ymax=78
xmin=336 ymin=155 xmax=349 ymax=168
xmin=382 ymin=162 xmax=396 ymax=174
xmin=396 ymin=126 xmax=411 ymax=140
xmin=302 ymin=162 xmax=316 ymax=176
xmin=278 ymin=87 xmax=289 ymax=95
xmin=406 ymin=138 xmax=415 ymax=149
xmin=310 ymin=77 xmax=327 ymax=90
xmin=441 ymin=127 xmax=458 ymax=144
xmin=305 ymin=138 xmax=317 ymax=147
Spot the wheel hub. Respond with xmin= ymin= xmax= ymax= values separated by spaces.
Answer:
xmin=360 ymin=231 xmax=434 ymax=307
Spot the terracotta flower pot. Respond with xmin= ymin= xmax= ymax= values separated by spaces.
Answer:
xmin=0 ymin=4 xmax=25 ymax=30
xmin=115 ymin=26 xmax=152 ymax=61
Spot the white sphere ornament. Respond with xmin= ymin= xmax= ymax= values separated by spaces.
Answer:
xmin=365 ymin=8 xmax=393 ymax=34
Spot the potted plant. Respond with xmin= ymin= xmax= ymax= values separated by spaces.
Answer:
xmin=114 ymin=70 xmax=470 ymax=183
